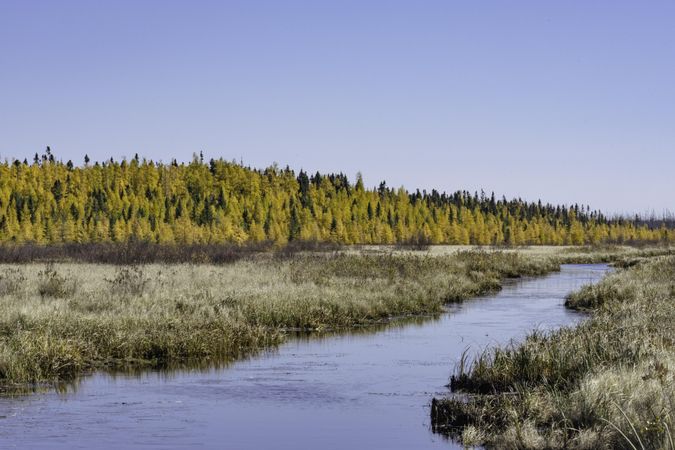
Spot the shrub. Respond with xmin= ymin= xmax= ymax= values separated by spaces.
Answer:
xmin=0 ymin=241 xmax=343 ymax=265
xmin=106 ymin=266 xmax=150 ymax=297
xmin=394 ymin=232 xmax=432 ymax=251
xmin=37 ymin=264 xmax=77 ymax=299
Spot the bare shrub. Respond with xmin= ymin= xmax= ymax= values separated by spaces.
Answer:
xmin=394 ymin=232 xmax=432 ymax=251
xmin=0 ymin=241 xmax=348 ymax=265
xmin=37 ymin=264 xmax=77 ymax=299
xmin=274 ymin=240 xmax=341 ymax=260
xmin=106 ymin=266 xmax=150 ymax=297
xmin=0 ymin=242 xmax=278 ymax=265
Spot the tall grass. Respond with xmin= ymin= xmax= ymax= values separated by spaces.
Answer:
xmin=0 ymin=250 xmax=558 ymax=388
xmin=432 ymin=255 xmax=675 ymax=449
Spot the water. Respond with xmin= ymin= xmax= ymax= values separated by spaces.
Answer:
xmin=0 ymin=264 xmax=609 ymax=449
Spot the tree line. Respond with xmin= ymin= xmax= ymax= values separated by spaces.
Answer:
xmin=0 ymin=149 xmax=672 ymax=246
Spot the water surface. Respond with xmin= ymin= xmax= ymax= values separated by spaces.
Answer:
xmin=0 ymin=264 xmax=609 ymax=449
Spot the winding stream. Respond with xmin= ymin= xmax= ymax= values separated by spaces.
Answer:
xmin=0 ymin=264 xmax=609 ymax=449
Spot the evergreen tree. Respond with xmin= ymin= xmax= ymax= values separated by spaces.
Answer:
xmin=0 ymin=152 xmax=669 ymax=245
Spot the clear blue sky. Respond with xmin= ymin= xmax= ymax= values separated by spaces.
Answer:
xmin=1 ymin=1 xmax=673 ymax=214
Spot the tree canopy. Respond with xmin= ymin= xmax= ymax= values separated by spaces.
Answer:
xmin=0 ymin=151 xmax=672 ymax=245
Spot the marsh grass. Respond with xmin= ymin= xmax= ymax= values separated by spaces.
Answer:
xmin=0 ymin=268 xmax=25 ymax=297
xmin=558 ymin=244 xmax=675 ymax=266
xmin=432 ymin=255 xmax=675 ymax=449
xmin=0 ymin=250 xmax=559 ymax=387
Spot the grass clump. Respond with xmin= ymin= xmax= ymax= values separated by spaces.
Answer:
xmin=432 ymin=255 xmax=675 ymax=449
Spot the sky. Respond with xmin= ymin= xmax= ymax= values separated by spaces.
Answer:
xmin=1 ymin=1 xmax=674 ymax=214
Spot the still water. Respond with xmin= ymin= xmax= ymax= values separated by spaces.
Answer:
xmin=0 ymin=264 xmax=609 ymax=449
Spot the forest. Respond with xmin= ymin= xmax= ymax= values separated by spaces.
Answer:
xmin=0 ymin=148 xmax=672 ymax=246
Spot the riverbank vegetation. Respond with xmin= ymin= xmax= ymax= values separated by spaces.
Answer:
xmin=431 ymin=255 xmax=675 ymax=449
xmin=1 ymin=151 xmax=673 ymax=245
xmin=0 ymin=250 xmax=562 ymax=387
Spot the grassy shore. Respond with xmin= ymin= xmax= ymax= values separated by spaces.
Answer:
xmin=0 ymin=244 xmax=671 ymax=392
xmin=431 ymin=255 xmax=675 ymax=449
xmin=0 ymin=250 xmax=563 ymax=387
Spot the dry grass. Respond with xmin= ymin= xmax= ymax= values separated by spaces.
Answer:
xmin=0 ymin=250 xmax=560 ymax=387
xmin=432 ymin=255 xmax=675 ymax=449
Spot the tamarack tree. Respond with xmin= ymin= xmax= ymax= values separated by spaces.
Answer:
xmin=0 ymin=150 xmax=672 ymax=245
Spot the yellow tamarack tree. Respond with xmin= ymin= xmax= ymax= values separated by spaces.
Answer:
xmin=0 ymin=152 xmax=672 ymax=245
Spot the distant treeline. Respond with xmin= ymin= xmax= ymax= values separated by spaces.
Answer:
xmin=0 ymin=148 xmax=673 ymax=245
